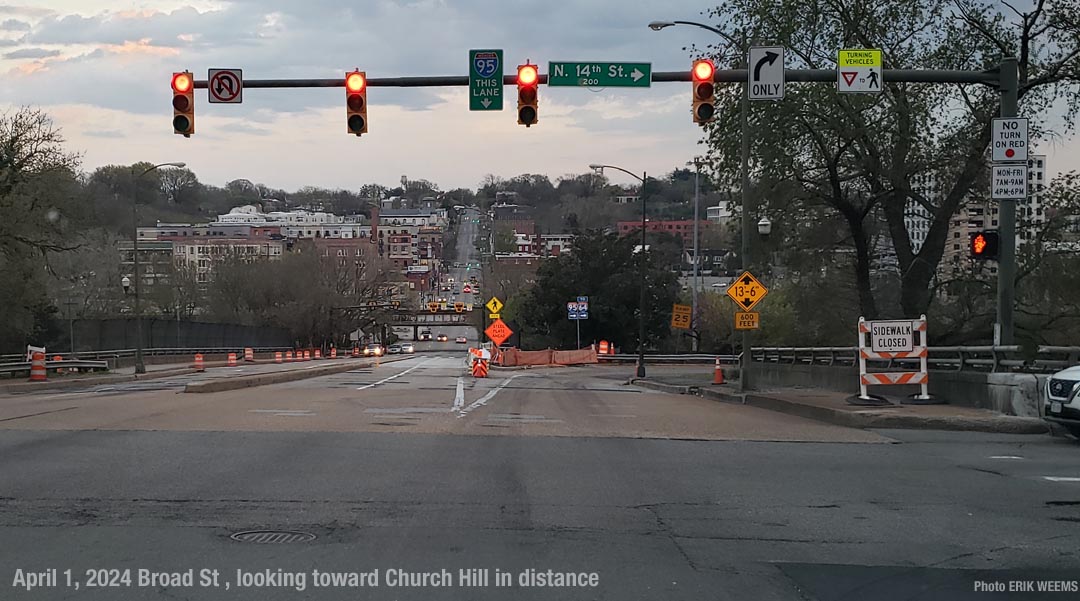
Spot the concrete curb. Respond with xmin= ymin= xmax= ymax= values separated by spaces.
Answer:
xmin=1 ymin=366 xmax=199 ymax=393
xmin=183 ymin=357 xmax=410 ymax=393
xmin=634 ymin=379 xmax=1050 ymax=435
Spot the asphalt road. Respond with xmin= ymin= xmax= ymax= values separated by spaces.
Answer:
xmin=2 ymin=359 xmax=1079 ymax=600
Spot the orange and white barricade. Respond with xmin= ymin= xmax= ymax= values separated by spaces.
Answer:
xmin=29 ymin=352 xmax=47 ymax=382
xmin=274 ymin=351 xmax=283 ymax=364
xmin=314 ymin=349 xmax=322 ymax=360
xmin=227 ymin=352 xmax=238 ymax=367
xmin=599 ymin=340 xmax=610 ymax=355
xmin=857 ymin=315 xmax=929 ymax=401
xmin=285 ymin=351 xmax=293 ymax=362
xmin=244 ymin=347 xmax=254 ymax=362
xmin=352 ymin=346 xmax=360 ymax=358
xmin=193 ymin=353 xmax=205 ymax=372
xmin=330 ymin=347 xmax=337 ymax=359
xmin=303 ymin=350 xmax=311 ymax=361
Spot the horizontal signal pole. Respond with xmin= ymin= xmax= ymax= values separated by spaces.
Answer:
xmin=191 ymin=68 xmax=1000 ymax=89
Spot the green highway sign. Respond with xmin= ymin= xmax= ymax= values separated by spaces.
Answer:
xmin=547 ymin=62 xmax=651 ymax=87
xmin=469 ymin=49 xmax=503 ymax=111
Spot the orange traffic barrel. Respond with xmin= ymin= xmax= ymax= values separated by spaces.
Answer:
xmin=314 ymin=349 xmax=322 ymax=360
xmin=352 ymin=346 xmax=360 ymax=358
xmin=274 ymin=351 xmax=283 ymax=364
xmin=244 ymin=347 xmax=254 ymax=362
xmin=227 ymin=352 xmax=238 ymax=367
xmin=330 ymin=347 xmax=337 ymax=359
xmin=29 ymin=352 xmax=47 ymax=382
xmin=303 ymin=350 xmax=311 ymax=361
xmin=194 ymin=353 xmax=205 ymax=372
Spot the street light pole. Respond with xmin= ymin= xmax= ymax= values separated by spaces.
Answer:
xmin=588 ymin=163 xmax=649 ymax=378
xmin=131 ymin=162 xmax=186 ymax=374
xmin=650 ymin=19 xmax=752 ymax=389
xmin=691 ymin=159 xmax=701 ymax=352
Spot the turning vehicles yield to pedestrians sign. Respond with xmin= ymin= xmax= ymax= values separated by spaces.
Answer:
xmin=837 ymin=49 xmax=882 ymax=93
xmin=208 ymin=69 xmax=242 ymax=103
xmin=747 ymin=47 xmax=784 ymax=100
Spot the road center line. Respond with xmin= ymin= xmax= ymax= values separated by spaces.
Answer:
xmin=356 ymin=359 xmax=429 ymax=390
xmin=453 ymin=377 xmax=465 ymax=411
xmin=458 ymin=375 xmax=523 ymax=417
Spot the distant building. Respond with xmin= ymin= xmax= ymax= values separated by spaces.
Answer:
xmin=706 ymin=203 xmax=734 ymax=224
xmin=616 ymin=219 xmax=711 ymax=245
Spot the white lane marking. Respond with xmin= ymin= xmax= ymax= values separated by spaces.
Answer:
xmin=990 ymin=456 xmax=1024 ymax=460
xmin=453 ymin=377 xmax=465 ymax=411
xmin=587 ymin=414 xmax=638 ymax=418
xmin=364 ymin=408 xmax=450 ymax=414
xmin=1043 ymin=476 xmax=1080 ymax=482
xmin=356 ymin=359 xmax=429 ymax=390
xmin=458 ymin=375 xmax=523 ymax=417
xmin=249 ymin=409 xmax=314 ymax=417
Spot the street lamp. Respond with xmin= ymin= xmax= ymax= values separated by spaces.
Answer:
xmin=589 ymin=163 xmax=649 ymax=378
xmin=651 ymin=18 xmax=754 ymax=391
xmin=131 ymin=161 xmax=186 ymax=374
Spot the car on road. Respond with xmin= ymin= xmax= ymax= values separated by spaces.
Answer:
xmin=400 ymin=342 xmax=415 ymax=354
xmin=455 ymin=336 xmax=468 ymax=344
xmin=1044 ymin=365 xmax=1080 ymax=439
xmin=362 ymin=343 xmax=384 ymax=357
xmin=436 ymin=334 xmax=449 ymax=342
xmin=387 ymin=344 xmax=402 ymax=354
xmin=418 ymin=331 xmax=432 ymax=341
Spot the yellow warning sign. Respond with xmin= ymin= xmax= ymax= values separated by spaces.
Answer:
xmin=726 ymin=271 xmax=769 ymax=312
xmin=485 ymin=296 xmax=504 ymax=314
xmin=735 ymin=312 xmax=760 ymax=330
xmin=837 ymin=49 xmax=882 ymax=67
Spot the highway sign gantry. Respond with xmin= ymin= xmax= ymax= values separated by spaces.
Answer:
xmin=991 ymin=118 xmax=1029 ymax=162
xmin=470 ymin=49 xmax=504 ymax=111
xmin=671 ymin=304 xmax=692 ymax=329
xmin=726 ymin=271 xmax=769 ymax=311
xmin=837 ymin=49 xmax=882 ymax=93
xmin=747 ymin=47 xmax=784 ymax=100
xmin=208 ymin=69 xmax=242 ymax=103
xmin=547 ymin=62 xmax=651 ymax=87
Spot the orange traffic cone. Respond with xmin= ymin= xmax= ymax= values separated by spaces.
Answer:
xmin=713 ymin=357 xmax=724 ymax=384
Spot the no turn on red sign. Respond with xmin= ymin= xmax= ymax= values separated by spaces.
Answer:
xmin=991 ymin=118 xmax=1029 ymax=162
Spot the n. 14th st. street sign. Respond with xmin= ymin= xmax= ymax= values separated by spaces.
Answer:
xmin=547 ymin=62 xmax=651 ymax=87
xmin=469 ymin=49 xmax=503 ymax=111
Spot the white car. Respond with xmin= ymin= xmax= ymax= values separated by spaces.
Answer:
xmin=400 ymin=343 xmax=416 ymax=354
xmin=1045 ymin=366 xmax=1080 ymax=439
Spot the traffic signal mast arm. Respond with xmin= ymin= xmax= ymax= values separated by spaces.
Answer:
xmin=181 ymin=69 xmax=997 ymax=89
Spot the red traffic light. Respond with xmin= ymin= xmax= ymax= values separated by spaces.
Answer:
xmin=518 ymin=64 xmax=538 ymax=86
xmin=693 ymin=60 xmax=714 ymax=81
xmin=346 ymin=71 xmax=366 ymax=92
xmin=171 ymin=72 xmax=192 ymax=93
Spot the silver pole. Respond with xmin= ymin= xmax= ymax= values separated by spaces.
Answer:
xmin=739 ymin=34 xmax=751 ymax=393
xmin=692 ymin=160 xmax=701 ymax=352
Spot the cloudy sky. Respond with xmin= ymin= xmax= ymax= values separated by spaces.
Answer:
xmin=1 ymin=1 xmax=1075 ymax=192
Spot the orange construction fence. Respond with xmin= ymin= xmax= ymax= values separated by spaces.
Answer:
xmin=497 ymin=347 xmax=598 ymax=367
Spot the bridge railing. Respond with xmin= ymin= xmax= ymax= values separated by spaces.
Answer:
xmin=751 ymin=346 xmax=1080 ymax=373
xmin=0 ymin=346 xmax=293 ymax=364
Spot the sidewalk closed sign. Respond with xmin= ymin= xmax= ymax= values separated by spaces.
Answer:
xmin=869 ymin=320 xmax=914 ymax=353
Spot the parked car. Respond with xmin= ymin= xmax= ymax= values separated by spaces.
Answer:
xmin=362 ymin=343 xmax=384 ymax=357
xmin=387 ymin=344 xmax=402 ymax=354
xmin=436 ymin=334 xmax=449 ymax=342
xmin=1044 ymin=365 xmax=1080 ymax=439
xmin=455 ymin=336 xmax=468 ymax=344
xmin=400 ymin=343 xmax=416 ymax=354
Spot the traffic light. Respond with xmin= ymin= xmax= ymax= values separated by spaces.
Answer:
xmin=691 ymin=59 xmax=716 ymax=125
xmin=517 ymin=63 xmax=539 ymax=127
xmin=969 ymin=231 xmax=1000 ymax=260
xmin=171 ymin=71 xmax=194 ymax=137
xmin=346 ymin=70 xmax=368 ymax=136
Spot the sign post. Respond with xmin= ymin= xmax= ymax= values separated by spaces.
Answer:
xmin=469 ymin=49 xmax=504 ymax=111
xmin=547 ymin=62 xmax=651 ymax=87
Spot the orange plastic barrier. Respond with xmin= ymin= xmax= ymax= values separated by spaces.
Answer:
xmin=29 ymin=352 xmax=46 ymax=382
xmin=227 ymin=352 xmax=238 ymax=367
xmin=553 ymin=348 xmax=599 ymax=365
xmin=244 ymin=347 xmax=254 ymax=362
xmin=274 ymin=352 xmax=283 ymax=364
xmin=193 ymin=353 xmax=205 ymax=372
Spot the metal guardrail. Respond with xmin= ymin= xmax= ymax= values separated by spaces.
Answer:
xmin=751 ymin=346 xmax=1080 ymax=373
xmin=0 ymin=359 xmax=110 ymax=375
xmin=598 ymin=354 xmax=741 ymax=364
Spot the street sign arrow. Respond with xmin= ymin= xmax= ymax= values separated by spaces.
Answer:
xmin=631 ymin=68 xmax=644 ymax=81
xmin=753 ymin=51 xmax=779 ymax=81
xmin=480 ymin=98 xmax=491 ymax=108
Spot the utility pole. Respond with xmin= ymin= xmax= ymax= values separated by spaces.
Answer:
xmin=996 ymin=57 xmax=1018 ymax=345
xmin=691 ymin=159 xmax=701 ymax=352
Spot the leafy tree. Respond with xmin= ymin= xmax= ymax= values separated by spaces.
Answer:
xmin=509 ymin=231 xmax=680 ymax=350
xmin=702 ymin=0 xmax=1080 ymax=322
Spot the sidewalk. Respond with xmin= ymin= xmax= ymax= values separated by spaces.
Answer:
xmin=631 ymin=375 xmax=1049 ymax=435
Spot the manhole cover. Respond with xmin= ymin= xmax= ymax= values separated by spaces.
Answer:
xmin=230 ymin=530 xmax=316 ymax=544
